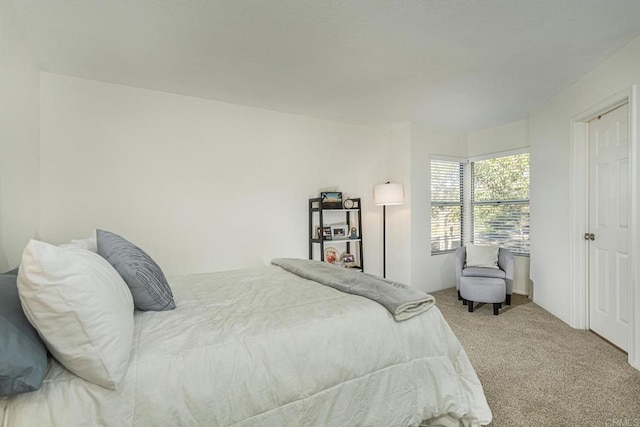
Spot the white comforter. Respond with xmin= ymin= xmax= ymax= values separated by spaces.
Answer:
xmin=1 ymin=265 xmax=491 ymax=426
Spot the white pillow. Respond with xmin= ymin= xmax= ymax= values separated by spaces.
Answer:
xmin=17 ymin=240 xmax=134 ymax=389
xmin=65 ymin=230 xmax=98 ymax=252
xmin=465 ymin=244 xmax=500 ymax=269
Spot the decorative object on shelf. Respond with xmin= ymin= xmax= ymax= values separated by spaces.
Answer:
xmin=321 ymin=192 xmax=343 ymax=209
xmin=349 ymin=227 xmax=358 ymax=239
xmin=331 ymin=224 xmax=348 ymax=239
xmin=321 ymin=226 xmax=332 ymax=240
xmin=340 ymin=252 xmax=356 ymax=268
xmin=324 ymin=247 xmax=340 ymax=264
xmin=343 ymin=198 xmax=354 ymax=209
xmin=374 ymin=182 xmax=404 ymax=278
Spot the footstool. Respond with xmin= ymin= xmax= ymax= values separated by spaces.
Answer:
xmin=459 ymin=276 xmax=506 ymax=316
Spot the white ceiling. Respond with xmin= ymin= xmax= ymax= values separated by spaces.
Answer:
xmin=10 ymin=0 xmax=640 ymax=131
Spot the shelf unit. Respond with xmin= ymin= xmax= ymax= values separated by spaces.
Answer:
xmin=308 ymin=197 xmax=363 ymax=270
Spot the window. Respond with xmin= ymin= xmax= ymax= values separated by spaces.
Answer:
xmin=430 ymin=159 xmax=464 ymax=254
xmin=471 ymin=152 xmax=530 ymax=255
xmin=430 ymin=151 xmax=530 ymax=256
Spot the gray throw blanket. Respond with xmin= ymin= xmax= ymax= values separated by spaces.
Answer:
xmin=271 ymin=258 xmax=435 ymax=321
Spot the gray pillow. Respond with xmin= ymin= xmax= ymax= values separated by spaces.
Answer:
xmin=97 ymin=230 xmax=176 ymax=311
xmin=0 ymin=274 xmax=48 ymax=396
xmin=3 ymin=267 xmax=19 ymax=275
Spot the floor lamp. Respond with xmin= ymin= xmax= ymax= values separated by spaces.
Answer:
xmin=374 ymin=182 xmax=404 ymax=278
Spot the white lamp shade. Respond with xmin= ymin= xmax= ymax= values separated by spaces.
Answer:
xmin=374 ymin=182 xmax=404 ymax=206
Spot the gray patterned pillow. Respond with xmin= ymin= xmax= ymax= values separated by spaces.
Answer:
xmin=97 ymin=230 xmax=176 ymax=311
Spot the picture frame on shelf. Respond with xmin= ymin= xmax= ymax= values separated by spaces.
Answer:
xmin=321 ymin=192 xmax=343 ymax=209
xmin=331 ymin=225 xmax=348 ymax=239
xmin=340 ymin=252 xmax=356 ymax=267
xmin=321 ymin=226 xmax=332 ymax=240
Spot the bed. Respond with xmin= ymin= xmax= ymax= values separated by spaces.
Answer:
xmin=1 ymin=238 xmax=491 ymax=426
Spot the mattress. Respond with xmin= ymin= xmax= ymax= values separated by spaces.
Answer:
xmin=1 ymin=265 xmax=491 ymax=426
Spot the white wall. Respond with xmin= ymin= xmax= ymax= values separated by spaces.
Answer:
xmin=467 ymin=120 xmax=531 ymax=295
xmin=39 ymin=73 xmax=389 ymax=276
xmin=529 ymin=36 xmax=640 ymax=324
xmin=0 ymin=1 xmax=40 ymax=271
xmin=467 ymin=120 xmax=528 ymax=157
xmin=410 ymin=123 xmax=467 ymax=293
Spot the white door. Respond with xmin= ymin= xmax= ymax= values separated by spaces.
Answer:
xmin=588 ymin=103 xmax=630 ymax=351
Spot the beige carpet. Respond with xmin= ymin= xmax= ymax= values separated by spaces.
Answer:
xmin=431 ymin=287 xmax=640 ymax=426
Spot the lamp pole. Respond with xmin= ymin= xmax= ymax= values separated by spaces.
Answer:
xmin=382 ymin=204 xmax=387 ymax=278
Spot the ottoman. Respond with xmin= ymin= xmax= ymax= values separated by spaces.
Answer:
xmin=459 ymin=276 xmax=506 ymax=315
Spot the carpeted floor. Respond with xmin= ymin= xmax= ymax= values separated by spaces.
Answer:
xmin=431 ymin=287 xmax=640 ymax=426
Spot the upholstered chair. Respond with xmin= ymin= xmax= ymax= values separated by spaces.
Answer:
xmin=454 ymin=246 xmax=515 ymax=305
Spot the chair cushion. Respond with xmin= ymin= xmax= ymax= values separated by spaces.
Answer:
xmin=462 ymin=266 xmax=506 ymax=279
xmin=459 ymin=276 xmax=505 ymax=303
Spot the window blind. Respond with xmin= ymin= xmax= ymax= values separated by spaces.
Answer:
xmin=471 ymin=153 xmax=530 ymax=255
xmin=430 ymin=159 xmax=464 ymax=254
